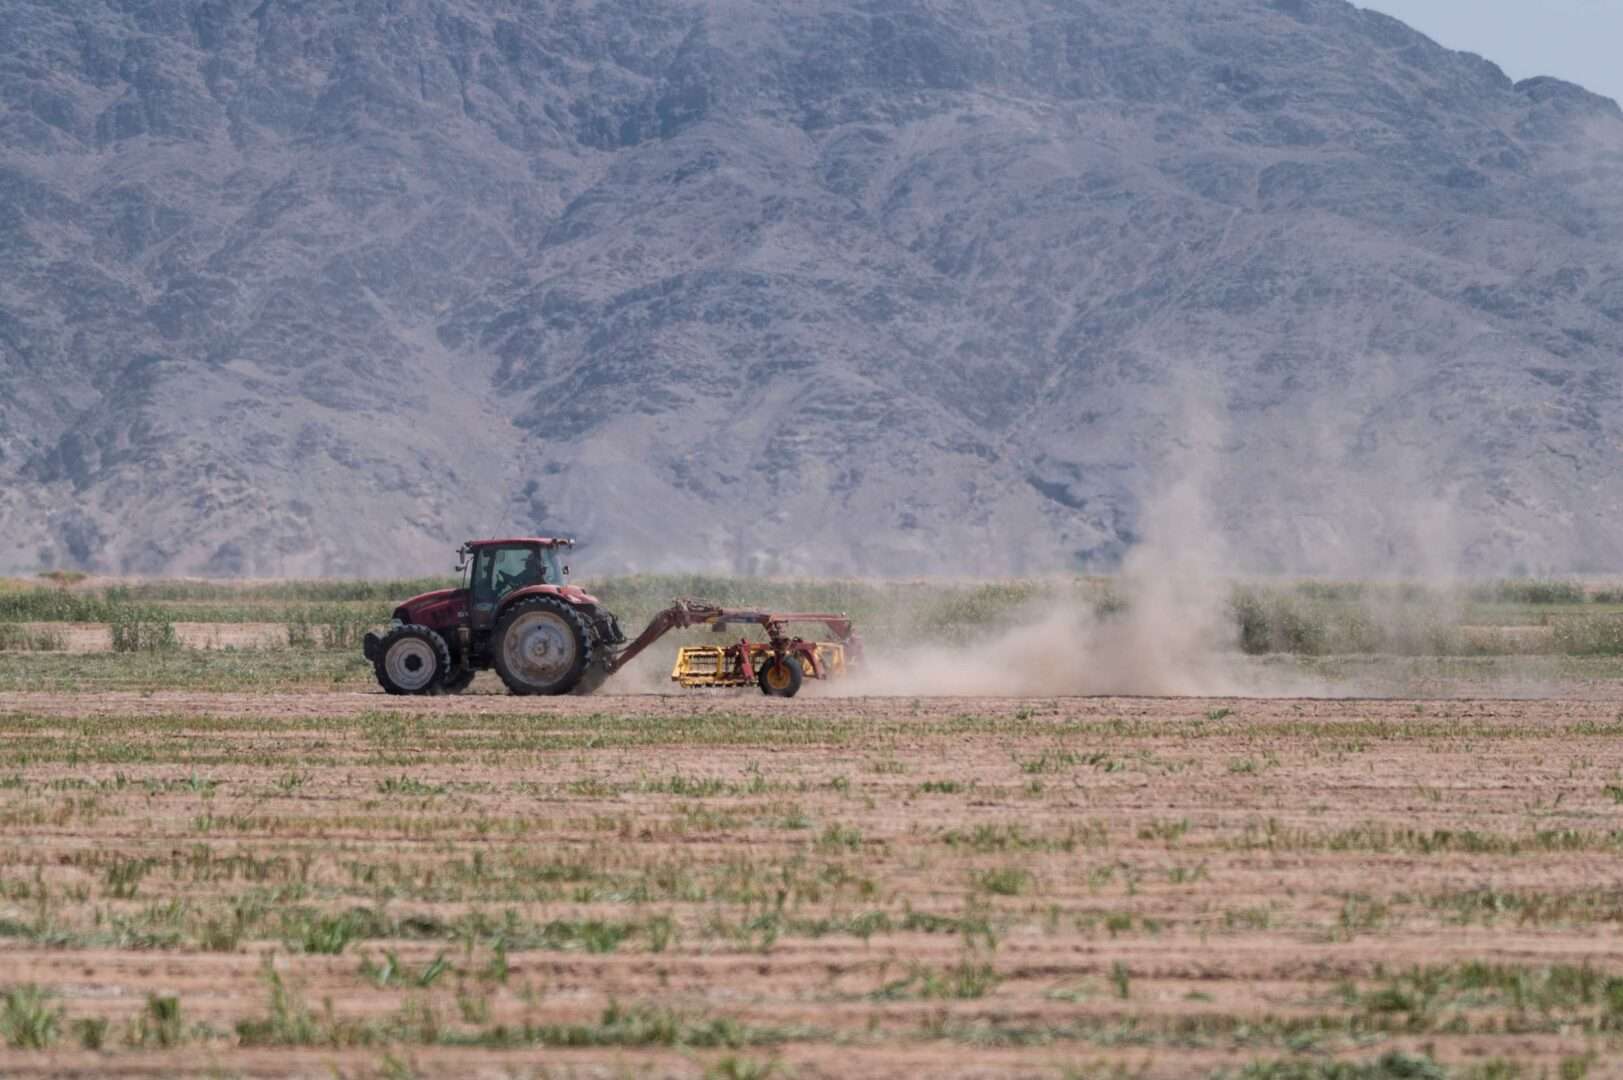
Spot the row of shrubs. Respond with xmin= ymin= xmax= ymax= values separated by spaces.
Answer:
xmin=1228 ymin=588 xmax=1623 ymax=657
xmin=0 ymin=615 xmax=372 ymax=653
xmin=0 ymin=624 xmax=67 ymax=652
xmin=284 ymin=617 xmax=373 ymax=651
xmin=598 ymin=577 xmax=1623 ymax=659
xmin=93 ymin=577 xmax=453 ymax=604
xmin=7 ymin=573 xmax=1623 ymax=658
xmin=1282 ymin=579 xmax=1615 ymax=606
xmin=1550 ymin=616 xmax=1623 ymax=657
xmin=0 ymin=589 xmax=399 ymax=625
xmin=109 ymin=617 xmax=179 ymax=653
xmin=7 ymin=574 xmax=1615 ymax=622
xmin=1231 ymin=589 xmax=1482 ymax=657
xmin=0 ymin=617 xmax=178 ymax=653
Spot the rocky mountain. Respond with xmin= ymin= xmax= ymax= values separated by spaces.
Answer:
xmin=2 ymin=0 xmax=1622 ymax=577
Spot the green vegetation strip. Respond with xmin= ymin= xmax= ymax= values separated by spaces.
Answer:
xmin=7 ymin=574 xmax=1623 ymax=659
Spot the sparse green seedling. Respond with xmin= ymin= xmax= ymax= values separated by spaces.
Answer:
xmin=376 ymin=776 xmax=446 ymax=797
xmin=817 ymin=823 xmax=864 ymax=851
xmin=1019 ymin=749 xmax=1079 ymax=774
xmin=1 ymin=985 xmax=61 ymax=1049
xmin=1110 ymin=961 xmax=1131 ymax=999
xmin=134 ymin=994 xmax=183 ymax=1048
xmin=1336 ymin=894 xmax=1391 ymax=940
xmin=73 ymin=1016 xmax=108 ymax=1051
xmin=103 ymin=857 xmax=155 ymax=899
xmin=706 ymin=1057 xmax=781 ymax=1080
xmin=646 ymin=914 xmax=676 ymax=953
xmin=287 ymin=910 xmax=370 ymax=955
xmin=110 ymin=615 xmax=179 ymax=653
xmin=379 ymin=1053 xmax=421 ymax=1080
xmin=872 ymin=955 xmax=1000 ymax=1001
xmin=972 ymin=866 xmax=1031 ymax=896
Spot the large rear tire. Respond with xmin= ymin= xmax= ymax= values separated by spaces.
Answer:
xmin=373 ymin=625 xmax=451 ymax=695
xmin=492 ymin=596 xmax=592 ymax=696
xmin=757 ymin=654 xmax=804 ymax=698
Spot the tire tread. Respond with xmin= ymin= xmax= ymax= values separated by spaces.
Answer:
xmin=492 ymin=596 xmax=593 ymax=696
xmin=373 ymin=624 xmax=451 ymax=695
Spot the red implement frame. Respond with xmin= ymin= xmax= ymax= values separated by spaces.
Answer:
xmin=607 ymin=599 xmax=862 ymax=676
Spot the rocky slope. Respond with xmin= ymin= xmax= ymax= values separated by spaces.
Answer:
xmin=2 ymin=0 xmax=1621 ymax=577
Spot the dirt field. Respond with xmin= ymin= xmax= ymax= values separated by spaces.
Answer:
xmin=2 ymin=688 xmax=1622 ymax=1078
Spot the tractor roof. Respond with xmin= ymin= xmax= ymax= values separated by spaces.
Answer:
xmin=464 ymin=537 xmax=574 ymax=549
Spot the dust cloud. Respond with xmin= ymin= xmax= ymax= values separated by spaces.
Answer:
xmin=838 ymin=387 xmax=1324 ymax=699
xmin=607 ymin=344 xmax=1603 ymax=699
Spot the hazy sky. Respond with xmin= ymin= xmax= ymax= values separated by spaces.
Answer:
xmin=1365 ymin=0 xmax=1623 ymax=106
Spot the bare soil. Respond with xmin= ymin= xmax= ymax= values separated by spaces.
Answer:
xmin=1 ymin=690 xmax=1621 ymax=1077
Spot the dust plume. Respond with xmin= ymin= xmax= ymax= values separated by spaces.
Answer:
xmin=838 ymin=385 xmax=1320 ymax=698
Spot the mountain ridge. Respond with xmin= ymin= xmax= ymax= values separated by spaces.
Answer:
xmin=2 ymin=0 xmax=1621 ymax=576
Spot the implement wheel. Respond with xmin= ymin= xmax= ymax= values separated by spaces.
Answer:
xmin=493 ymin=596 xmax=592 ymax=696
xmin=373 ymin=625 xmax=450 ymax=695
xmin=757 ymin=655 xmax=803 ymax=698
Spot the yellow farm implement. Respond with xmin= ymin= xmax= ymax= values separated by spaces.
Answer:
xmin=604 ymin=600 xmax=861 ymax=698
xmin=673 ymin=639 xmax=850 ymax=691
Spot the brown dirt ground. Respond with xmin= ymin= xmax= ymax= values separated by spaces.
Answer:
xmin=1 ymin=691 xmax=1622 ymax=1077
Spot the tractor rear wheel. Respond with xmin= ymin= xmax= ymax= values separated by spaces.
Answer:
xmin=493 ymin=596 xmax=592 ymax=696
xmin=374 ymin=625 xmax=451 ymax=695
xmin=757 ymin=655 xmax=804 ymax=698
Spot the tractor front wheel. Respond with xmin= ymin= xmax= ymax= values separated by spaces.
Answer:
xmin=492 ymin=596 xmax=592 ymax=696
xmin=373 ymin=625 xmax=451 ymax=695
xmin=757 ymin=655 xmax=804 ymax=698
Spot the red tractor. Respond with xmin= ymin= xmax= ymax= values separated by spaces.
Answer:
xmin=362 ymin=538 xmax=862 ymax=698
xmin=363 ymin=538 xmax=626 ymax=696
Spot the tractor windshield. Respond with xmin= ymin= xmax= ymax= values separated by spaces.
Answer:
xmin=478 ymin=544 xmax=564 ymax=601
xmin=540 ymin=545 xmax=564 ymax=584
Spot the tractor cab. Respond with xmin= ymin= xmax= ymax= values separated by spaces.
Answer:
xmin=458 ymin=539 xmax=570 ymax=632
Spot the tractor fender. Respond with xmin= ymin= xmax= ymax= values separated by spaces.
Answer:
xmin=393 ymin=588 xmax=464 ymax=630
xmin=495 ymin=583 xmax=601 ymax=617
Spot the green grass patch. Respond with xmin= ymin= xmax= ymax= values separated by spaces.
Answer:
xmin=0 ymin=624 xmax=66 ymax=651
xmin=1 ymin=985 xmax=61 ymax=1049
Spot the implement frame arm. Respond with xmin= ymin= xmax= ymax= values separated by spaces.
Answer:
xmin=605 ymin=599 xmax=860 ymax=675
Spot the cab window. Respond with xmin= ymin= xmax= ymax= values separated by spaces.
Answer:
xmin=472 ymin=546 xmax=546 ymax=608
xmin=491 ymin=548 xmax=533 ymax=595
